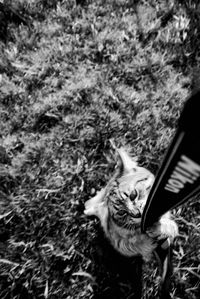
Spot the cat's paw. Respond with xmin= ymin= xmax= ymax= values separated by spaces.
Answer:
xmin=146 ymin=216 xmax=178 ymax=242
xmin=84 ymin=198 xmax=95 ymax=216
xmin=84 ymin=188 xmax=106 ymax=217
xmin=159 ymin=217 xmax=178 ymax=241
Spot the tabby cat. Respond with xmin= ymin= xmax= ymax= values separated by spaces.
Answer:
xmin=84 ymin=142 xmax=178 ymax=261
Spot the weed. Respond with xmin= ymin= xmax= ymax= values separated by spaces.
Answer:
xmin=0 ymin=0 xmax=199 ymax=298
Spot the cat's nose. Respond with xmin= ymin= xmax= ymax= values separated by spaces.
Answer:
xmin=130 ymin=189 xmax=138 ymax=202
xmin=132 ymin=208 xmax=141 ymax=218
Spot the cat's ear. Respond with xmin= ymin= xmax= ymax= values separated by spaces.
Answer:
xmin=117 ymin=148 xmax=138 ymax=175
xmin=110 ymin=139 xmax=138 ymax=175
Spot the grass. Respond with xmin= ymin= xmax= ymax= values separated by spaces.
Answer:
xmin=0 ymin=0 xmax=199 ymax=298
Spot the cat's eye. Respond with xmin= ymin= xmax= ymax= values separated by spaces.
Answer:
xmin=130 ymin=189 xmax=138 ymax=201
xmin=117 ymin=210 xmax=126 ymax=217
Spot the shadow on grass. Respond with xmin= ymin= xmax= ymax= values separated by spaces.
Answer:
xmin=90 ymin=230 xmax=143 ymax=299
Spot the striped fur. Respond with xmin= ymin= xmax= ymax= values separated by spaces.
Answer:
xmin=84 ymin=145 xmax=178 ymax=261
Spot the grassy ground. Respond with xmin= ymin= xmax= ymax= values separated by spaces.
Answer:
xmin=0 ymin=0 xmax=199 ymax=298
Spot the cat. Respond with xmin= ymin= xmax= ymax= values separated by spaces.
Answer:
xmin=84 ymin=141 xmax=178 ymax=262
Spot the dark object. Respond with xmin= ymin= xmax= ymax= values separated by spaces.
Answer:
xmin=0 ymin=2 xmax=30 ymax=42
xmin=0 ymin=172 xmax=17 ymax=195
xmin=142 ymin=90 xmax=200 ymax=231
xmin=160 ymin=9 xmax=174 ymax=28
xmin=0 ymin=2 xmax=29 ymax=26
xmin=0 ymin=5 xmax=7 ymax=41
xmin=76 ymin=0 xmax=87 ymax=6
xmin=33 ymin=112 xmax=61 ymax=133
xmin=0 ymin=146 xmax=11 ymax=165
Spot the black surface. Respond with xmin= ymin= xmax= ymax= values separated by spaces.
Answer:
xmin=142 ymin=90 xmax=200 ymax=231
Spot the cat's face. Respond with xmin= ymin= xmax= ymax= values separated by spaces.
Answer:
xmin=113 ymin=167 xmax=154 ymax=219
xmin=107 ymin=148 xmax=155 ymax=226
xmin=84 ymin=146 xmax=154 ymax=228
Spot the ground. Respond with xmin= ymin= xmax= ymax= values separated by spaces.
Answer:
xmin=0 ymin=0 xmax=199 ymax=298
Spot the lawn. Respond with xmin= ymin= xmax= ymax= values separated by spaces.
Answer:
xmin=0 ymin=0 xmax=199 ymax=298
